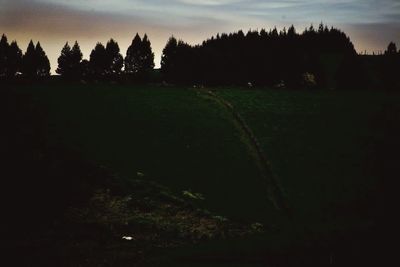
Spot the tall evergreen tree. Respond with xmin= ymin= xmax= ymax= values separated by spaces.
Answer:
xmin=105 ymin=39 xmax=123 ymax=75
xmin=385 ymin=42 xmax=397 ymax=55
xmin=125 ymin=34 xmax=155 ymax=76
xmin=140 ymin=34 xmax=155 ymax=73
xmin=21 ymin=40 xmax=37 ymax=78
xmin=287 ymin=25 xmax=296 ymax=38
xmin=0 ymin=34 xmax=8 ymax=78
xmin=21 ymin=41 xmax=50 ymax=78
xmin=57 ymin=41 xmax=82 ymax=78
xmin=56 ymin=42 xmax=72 ymax=76
xmin=90 ymin=42 xmax=108 ymax=77
xmin=6 ymin=41 xmax=22 ymax=78
xmin=80 ymin=59 xmax=91 ymax=77
xmin=125 ymin=33 xmax=142 ymax=74
xmin=35 ymin=42 xmax=50 ymax=77
xmin=382 ymin=42 xmax=399 ymax=90
xmin=161 ymin=36 xmax=178 ymax=76
xmin=70 ymin=41 xmax=83 ymax=78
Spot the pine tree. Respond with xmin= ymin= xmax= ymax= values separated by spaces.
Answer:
xmin=105 ymin=39 xmax=123 ymax=75
xmin=35 ymin=42 xmax=50 ymax=77
xmin=21 ymin=41 xmax=50 ymax=78
xmin=161 ymin=36 xmax=178 ymax=76
xmin=124 ymin=33 xmax=154 ymax=77
xmin=385 ymin=42 xmax=397 ymax=55
xmin=382 ymin=42 xmax=399 ymax=90
xmin=57 ymin=41 xmax=82 ymax=78
xmin=0 ymin=34 xmax=8 ymax=78
xmin=6 ymin=41 xmax=22 ymax=78
xmin=80 ymin=59 xmax=91 ymax=77
xmin=21 ymin=40 xmax=37 ymax=78
xmin=90 ymin=42 xmax=108 ymax=77
xmin=56 ymin=42 xmax=72 ymax=76
xmin=70 ymin=41 xmax=83 ymax=77
xmin=141 ymin=34 xmax=155 ymax=73
xmin=287 ymin=25 xmax=296 ymax=38
xmin=125 ymin=33 xmax=142 ymax=74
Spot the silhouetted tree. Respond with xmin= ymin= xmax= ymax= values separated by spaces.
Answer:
xmin=160 ymin=24 xmax=358 ymax=88
xmin=175 ymin=40 xmax=193 ymax=83
xmin=35 ymin=42 xmax=51 ymax=77
xmin=140 ymin=34 xmax=155 ymax=73
xmin=71 ymin=41 xmax=83 ymax=67
xmin=6 ymin=41 xmax=22 ymax=78
xmin=385 ymin=42 xmax=397 ymax=55
xmin=89 ymin=43 xmax=108 ymax=77
xmin=161 ymin=36 xmax=178 ymax=80
xmin=125 ymin=33 xmax=154 ymax=77
xmin=125 ymin=33 xmax=142 ymax=74
xmin=382 ymin=42 xmax=400 ymax=90
xmin=0 ymin=34 xmax=8 ymax=79
xmin=161 ymin=37 xmax=197 ymax=83
xmin=56 ymin=42 xmax=72 ymax=76
xmin=105 ymin=39 xmax=123 ymax=76
xmin=57 ymin=41 xmax=83 ymax=79
xmin=80 ymin=59 xmax=91 ymax=78
xmin=21 ymin=41 xmax=37 ymax=78
xmin=21 ymin=41 xmax=50 ymax=78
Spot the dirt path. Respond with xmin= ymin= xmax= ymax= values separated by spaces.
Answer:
xmin=198 ymin=89 xmax=291 ymax=216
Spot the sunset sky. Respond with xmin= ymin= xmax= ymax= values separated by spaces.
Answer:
xmin=1 ymin=0 xmax=399 ymax=73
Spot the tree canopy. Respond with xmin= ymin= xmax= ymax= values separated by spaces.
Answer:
xmin=0 ymin=34 xmax=8 ymax=78
xmin=105 ymin=39 xmax=123 ymax=75
xmin=125 ymin=33 xmax=155 ymax=76
xmin=57 ymin=41 xmax=83 ymax=79
xmin=0 ymin=34 xmax=22 ymax=79
xmin=1 ymin=29 xmax=399 ymax=90
xmin=89 ymin=42 xmax=108 ymax=77
xmin=21 ymin=40 xmax=51 ymax=78
xmin=385 ymin=42 xmax=398 ymax=55
xmin=34 ymin=42 xmax=51 ymax=77
xmin=382 ymin=41 xmax=400 ymax=89
xmin=160 ymin=24 xmax=359 ymax=88
xmin=88 ymin=39 xmax=124 ymax=78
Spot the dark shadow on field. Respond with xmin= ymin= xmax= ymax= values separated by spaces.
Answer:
xmin=1 ymin=85 xmax=398 ymax=266
xmin=148 ymin=90 xmax=399 ymax=266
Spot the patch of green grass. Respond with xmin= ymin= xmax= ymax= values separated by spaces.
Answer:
xmin=218 ymin=88 xmax=397 ymax=232
xmin=15 ymin=84 xmax=398 ymax=265
xmin=154 ymin=87 xmax=399 ymax=266
xmin=22 ymin=84 xmax=275 ymax=223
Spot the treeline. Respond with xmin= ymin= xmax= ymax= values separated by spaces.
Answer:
xmin=1 ymin=25 xmax=400 ymax=89
xmin=56 ymin=33 xmax=154 ymax=80
xmin=0 ymin=35 xmax=50 ymax=80
xmin=160 ymin=24 xmax=399 ymax=89
xmin=375 ymin=42 xmax=400 ymax=90
xmin=0 ymin=33 xmax=154 ymax=82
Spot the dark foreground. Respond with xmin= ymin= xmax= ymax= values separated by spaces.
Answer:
xmin=1 ymin=84 xmax=398 ymax=266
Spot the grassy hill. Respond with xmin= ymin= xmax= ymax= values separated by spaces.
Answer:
xmin=4 ymin=84 xmax=398 ymax=266
xmin=25 ymin=84 xmax=276 ymax=222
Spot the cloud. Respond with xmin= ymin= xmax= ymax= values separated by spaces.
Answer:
xmin=341 ymin=22 xmax=400 ymax=53
xmin=177 ymin=0 xmax=242 ymax=6
xmin=1 ymin=0 xmax=399 ymax=72
xmin=0 ymin=0 xmax=233 ymax=72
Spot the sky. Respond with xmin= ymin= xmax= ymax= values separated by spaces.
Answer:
xmin=1 ymin=0 xmax=399 ymax=72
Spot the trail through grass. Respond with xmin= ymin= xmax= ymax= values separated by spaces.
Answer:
xmin=25 ymin=84 xmax=277 ymax=223
xmin=217 ymin=88 xmax=396 ymax=233
xmin=200 ymin=89 xmax=289 ymax=214
xmin=16 ymin=84 xmax=398 ymax=266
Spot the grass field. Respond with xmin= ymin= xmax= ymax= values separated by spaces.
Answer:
xmin=17 ymin=84 xmax=399 ymax=265
xmin=24 ymin=84 xmax=277 ymax=223
xmin=218 ymin=89 xmax=391 ymax=230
